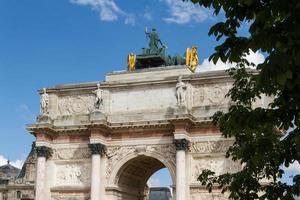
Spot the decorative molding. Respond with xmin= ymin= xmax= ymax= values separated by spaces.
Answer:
xmin=36 ymin=146 xmax=52 ymax=159
xmin=191 ymin=157 xmax=241 ymax=183
xmin=190 ymin=140 xmax=233 ymax=154
xmin=192 ymin=84 xmax=230 ymax=107
xmin=88 ymin=143 xmax=106 ymax=155
xmin=52 ymin=147 xmax=91 ymax=160
xmin=174 ymin=138 xmax=190 ymax=151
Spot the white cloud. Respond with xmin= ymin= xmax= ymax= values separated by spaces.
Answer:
xmin=197 ymin=50 xmax=265 ymax=72
xmin=163 ymin=0 xmax=211 ymax=24
xmin=70 ymin=0 xmax=135 ymax=24
xmin=147 ymin=176 xmax=161 ymax=187
xmin=0 ymin=154 xmax=24 ymax=169
xmin=124 ymin=14 xmax=136 ymax=25
xmin=144 ymin=10 xmax=153 ymax=21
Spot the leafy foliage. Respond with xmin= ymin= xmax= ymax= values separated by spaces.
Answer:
xmin=189 ymin=0 xmax=300 ymax=199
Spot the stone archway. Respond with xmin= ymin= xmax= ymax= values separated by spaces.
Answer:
xmin=115 ymin=155 xmax=173 ymax=200
xmin=105 ymin=145 xmax=176 ymax=200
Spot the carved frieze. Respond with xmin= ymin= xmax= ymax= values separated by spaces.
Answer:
xmin=52 ymin=197 xmax=89 ymax=200
xmin=190 ymin=140 xmax=233 ymax=154
xmin=52 ymin=147 xmax=91 ymax=160
xmin=192 ymin=84 xmax=230 ymax=107
xmin=191 ymin=157 xmax=241 ymax=183
xmin=190 ymin=192 xmax=228 ymax=200
xmin=56 ymin=163 xmax=91 ymax=186
xmin=58 ymin=95 xmax=95 ymax=116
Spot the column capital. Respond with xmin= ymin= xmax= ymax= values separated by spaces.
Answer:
xmin=89 ymin=143 xmax=106 ymax=155
xmin=174 ymin=138 xmax=190 ymax=151
xmin=36 ymin=146 xmax=52 ymax=159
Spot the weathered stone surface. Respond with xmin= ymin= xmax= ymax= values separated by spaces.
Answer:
xmin=24 ymin=67 xmax=267 ymax=200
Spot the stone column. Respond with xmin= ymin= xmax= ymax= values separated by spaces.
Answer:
xmin=89 ymin=143 xmax=106 ymax=200
xmin=174 ymin=139 xmax=189 ymax=200
xmin=35 ymin=146 xmax=52 ymax=200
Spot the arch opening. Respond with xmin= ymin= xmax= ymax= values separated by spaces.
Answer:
xmin=115 ymin=155 xmax=173 ymax=200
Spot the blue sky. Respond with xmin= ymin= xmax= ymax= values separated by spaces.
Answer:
xmin=0 ymin=0 xmax=294 ymax=187
xmin=0 ymin=0 xmax=218 ymax=162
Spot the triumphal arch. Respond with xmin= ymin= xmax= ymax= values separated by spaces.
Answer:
xmin=25 ymin=30 xmax=266 ymax=200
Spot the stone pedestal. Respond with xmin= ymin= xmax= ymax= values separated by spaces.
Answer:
xmin=36 ymin=114 xmax=52 ymax=123
xmin=174 ymin=139 xmax=189 ymax=200
xmin=90 ymin=110 xmax=106 ymax=121
xmin=89 ymin=143 xmax=106 ymax=200
xmin=174 ymin=106 xmax=188 ymax=116
xmin=35 ymin=146 xmax=52 ymax=200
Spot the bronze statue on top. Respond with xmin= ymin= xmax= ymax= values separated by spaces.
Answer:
xmin=127 ymin=28 xmax=198 ymax=71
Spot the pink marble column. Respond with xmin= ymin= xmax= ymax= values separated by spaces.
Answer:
xmin=174 ymin=139 xmax=189 ymax=200
xmin=35 ymin=146 xmax=52 ymax=200
xmin=89 ymin=143 xmax=106 ymax=200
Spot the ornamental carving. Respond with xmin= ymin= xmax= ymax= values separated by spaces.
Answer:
xmin=36 ymin=146 xmax=52 ymax=159
xmin=105 ymin=144 xmax=176 ymax=180
xmin=56 ymin=164 xmax=91 ymax=186
xmin=89 ymin=143 xmax=106 ymax=155
xmin=208 ymin=85 xmax=225 ymax=104
xmin=193 ymin=87 xmax=205 ymax=106
xmin=190 ymin=193 xmax=228 ymax=200
xmin=174 ymin=139 xmax=190 ymax=151
xmin=192 ymin=84 xmax=230 ymax=107
xmin=58 ymin=95 xmax=95 ymax=116
xmin=52 ymin=147 xmax=91 ymax=160
xmin=190 ymin=140 xmax=233 ymax=154
xmin=52 ymin=197 xmax=89 ymax=200
xmin=191 ymin=157 xmax=241 ymax=183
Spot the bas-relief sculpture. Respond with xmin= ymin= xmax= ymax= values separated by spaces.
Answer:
xmin=192 ymin=84 xmax=231 ymax=107
xmin=56 ymin=164 xmax=91 ymax=186
xmin=58 ymin=95 xmax=95 ymax=116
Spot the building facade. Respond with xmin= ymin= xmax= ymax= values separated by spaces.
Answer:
xmin=2 ymin=65 xmax=270 ymax=200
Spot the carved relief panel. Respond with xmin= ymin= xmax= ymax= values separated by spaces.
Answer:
xmin=192 ymin=83 xmax=231 ymax=107
xmin=55 ymin=163 xmax=91 ymax=186
xmin=191 ymin=157 xmax=241 ymax=183
xmin=58 ymin=95 xmax=95 ymax=116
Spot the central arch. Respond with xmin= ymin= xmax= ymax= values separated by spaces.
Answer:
xmin=110 ymin=152 xmax=175 ymax=200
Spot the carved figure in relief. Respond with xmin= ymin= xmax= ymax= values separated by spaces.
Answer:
xmin=40 ymin=88 xmax=49 ymax=115
xmin=175 ymin=76 xmax=187 ymax=106
xmin=92 ymin=83 xmax=103 ymax=110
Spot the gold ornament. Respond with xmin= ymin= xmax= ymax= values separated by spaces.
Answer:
xmin=127 ymin=53 xmax=136 ymax=71
xmin=186 ymin=46 xmax=199 ymax=72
